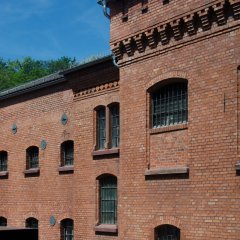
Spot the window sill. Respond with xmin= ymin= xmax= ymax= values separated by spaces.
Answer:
xmin=95 ymin=224 xmax=118 ymax=233
xmin=92 ymin=148 xmax=120 ymax=157
xmin=145 ymin=166 xmax=189 ymax=176
xmin=0 ymin=171 xmax=8 ymax=177
xmin=58 ymin=165 xmax=74 ymax=173
xmin=236 ymin=163 xmax=240 ymax=170
xmin=24 ymin=168 xmax=40 ymax=174
xmin=150 ymin=123 xmax=188 ymax=134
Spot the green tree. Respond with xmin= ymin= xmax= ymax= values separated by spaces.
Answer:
xmin=0 ymin=56 xmax=77 ymax=91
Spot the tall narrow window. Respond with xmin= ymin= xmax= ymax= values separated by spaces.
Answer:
xmin=0 ymin=151 xmax=7 ymax=172
xmin=61 ymin=141 xmax=74 ymax=166
xmin=97 ymin=107 xmax=106 ymax=150
xmin=100 ymin=176 xmax=117 ymax=224
xmin=61 ymin=219 xmax=74 ymax=240
xmin=0 ymin=217 xmax=7 ymax=226
xmin=155 ymin=224 xmax=180 ymax=240
xmin=110 ymin=104 xmax=120 ymax=148
xmin=152 ymin=81 xmax=188 ymax=128
xmin=26 ymin=146 xmax=39 ymax=169
xmin=26 ymin=218 xmax=38 ymax=229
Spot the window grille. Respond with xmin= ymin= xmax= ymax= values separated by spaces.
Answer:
xmin=0 ymin=151 xmax=7 ymax=172
xmin=98 ymin=108 xmax=106 ymax=150
xmin=26 ymin=218 xmax=38 ymax=229
xmin=62 ymin=141 xmax=74 ymax=166
xmin=110 ymin=105 xmax=120 ymax=148
xmin=61 ymin=219 xmax=73 ymax=240
xmin=100 ymin=176 xmax=117 ymax=224
xmin=155 ymin=225 xmax=180 ymax=240
xmin=152 ymin=82 xmax=188 ymax=128
xmin=27 ymin=147 xmax=39 ymax=169
xmin=0 ymin=217 xmax=7 ymax=226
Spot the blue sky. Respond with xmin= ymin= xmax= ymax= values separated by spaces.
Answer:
xmin=0 ymin=0 xmax=110 ymax=61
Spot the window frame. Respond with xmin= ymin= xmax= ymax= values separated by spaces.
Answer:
xmin=99 ymin=175 xmax=118 ymax=225
xmin=26 ymin=217 xmax=38 ymax=229
xmin=61 ymin=141 xmax=74 ymax=166
xmin=26 ymin=146 xmax=39 ymax=169
xmin=150 ymin=79 xmax=188 ymax=129
xmin=0 ymin=151 xmax=8 ymax=172
xmin=60 ymin=219 xmax=74 ymax=240
xmin=94 ymin=103 xmax=120 ymax=153
xmin=0 ymin=217 xmax=7 ymax=226
xmin=155 ymin=224 xmax=180 ymax=240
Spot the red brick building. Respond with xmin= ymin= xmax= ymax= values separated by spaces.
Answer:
xmin=0 ymin=0 xmax=240 ymax=239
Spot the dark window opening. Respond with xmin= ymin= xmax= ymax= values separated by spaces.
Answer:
xmin=61 ymin=141 xmax=74 ymax=166
xmin=100 ymin=176 xmax=117 ymax=225
xmin=155 ymin=224 xmax=180 ymax=240
xmin=152 ymin=81 xmax=188 ymax=128
xmin=110 ymin=104 xmax=120 ymax=148
xmin=26 ymin=218 xmax=38 ymax=229
xmin=61 ymin=219 xmax=74 ymax=240
xmin=26 ymin=147 xmax=39 ymax=169
xmin=0 ymin=151 xmax=7 ymax=172
xmin=0 ymin=217 xmax=7 ymax=226
xmin=97 ymin=108 xmax=106 ymax=150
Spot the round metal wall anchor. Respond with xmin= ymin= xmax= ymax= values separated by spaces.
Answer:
xmin=40 ymin=140 xmax=47 ymax=150
xmin=12 ymin=124 xmax=17 ymax=134
xmin=50 ymin=216 xmax=56 ymax=226
xmin=61 ymin=113 xmax=68 ymax=125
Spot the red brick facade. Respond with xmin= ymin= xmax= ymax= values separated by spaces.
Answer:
xmin=0 ymin=0 xmax=240 ymax=239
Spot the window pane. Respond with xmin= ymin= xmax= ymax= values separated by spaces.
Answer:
xmin=98 ymin=108 xmax=106 ymax=149
xmin=111 ymin=105 xmax=120 ymax=148
xmin=28 ymin=147 xmax=39 ymax=169
xmin=152 ymin=82 xmax=187 ymax=128
xmin=63 ymin=141 xmax=74 ymax=166
xmin=0 ymin=152 xmax=7 ymax=171
xmin=61 ymin=219 xmax=73 ymax=240
xmin=100 ymin=177 xmax=117 ymax=224
xmin=155 ymin=225 xmax=180 ymax=240
xmin=26 ymin=218 xmax=38 ymax=229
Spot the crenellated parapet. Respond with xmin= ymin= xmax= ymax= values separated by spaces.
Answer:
xmin=111 ymin=0 xmax=240 ymax=64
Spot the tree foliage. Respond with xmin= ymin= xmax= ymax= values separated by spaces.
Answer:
xmin=0 ymin=56 xmax=77 ymax=91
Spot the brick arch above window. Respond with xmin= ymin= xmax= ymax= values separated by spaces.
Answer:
xmin=146 ymin=70 xmax=190 ymax=91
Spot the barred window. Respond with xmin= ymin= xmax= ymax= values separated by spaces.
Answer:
xmin=26 ymin=146 xmax=39 ymax=169
xmin=0 ymin=151 xmax=7 ymax=172
xmin=100 ymin=176 xmax=117 ymax=224
xmin=61 ymin=219 xmax=74 ymax=240
xmin=0 ymin=217 xmax=7 ymax=226
xmin=110 ymin=104 xmax=120 ymax=148
xmin=152 ymin=81 xmax=188 ymax=128
xmin=61 ymin=141 xmax=74 ymax=166
xmin=155 ymin=224 xmax=180 ymax=240
xmin=97 ymin=107 xmax=106 ymax=150
xmin=26 ymin=217 xmax=38 ymax=229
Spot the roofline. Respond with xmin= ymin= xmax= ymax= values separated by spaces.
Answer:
xmin=0 ymin=55 xmax=115 ymax=101
xmin=0 ymin=73 xmax=65 ymax=101
xmin=61 ymin=55 xmax=113 ymax=75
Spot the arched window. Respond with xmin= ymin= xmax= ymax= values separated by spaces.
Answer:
xmin=109 ymin=103 xmax=120 ymax=148
xmin=60 ymin=219 xmax=73 ymax=240
xmin=99 ymin=175 xmax=117 ymax=224
xmin=26 ymin=217 xmax=38 ymax=229
xmin=155 ymin=224 xmax=180 ymax=240
xmin=96 ymin=106 xmax=106 ymax=150
xmin=0 ymin=217 xmax=7 ymax=226
xmin=0 ymin=151 xmax=8 ymax=172
xmin=26 ymin=146 xmax=39 ymax=169
xmin=151 ymin=80 xmax=188 ymax=128
xmin=61 ymin=141 xmax=74 ymax=166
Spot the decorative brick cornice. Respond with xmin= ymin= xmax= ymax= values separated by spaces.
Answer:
xmin=111 ymin=0 xmax=240 ymax=62
xmin=74 ymin=81 xmax=119 ymax=101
